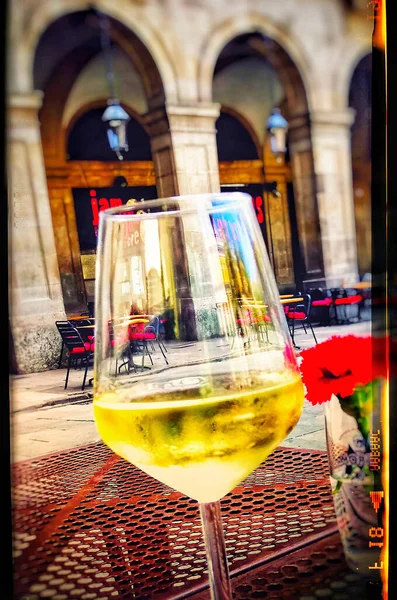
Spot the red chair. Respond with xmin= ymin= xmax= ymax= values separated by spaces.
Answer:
xmin=128 ymin=316 xmax=168 ymax=370
xmin=285 ymin=294 xmax=317 ymax=346
xmin=330 ymin=288 xmax=363 ymax=324
xmin=55 ymin=322 xmax=94 ymax=390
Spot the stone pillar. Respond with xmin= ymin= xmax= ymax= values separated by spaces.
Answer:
xmin=310 ymin=108 xmax=360 ymax=287
xmin=288 ymin=113 xmax=325 ymax=289
xmin=8 ymin=92 xmax=67 ymax=373
xmin=46 ymin=181 xmax=87 ymax=314
xmin=144 ymin=103 xmax=221 ymax=339
xmin=144 ymin=103 xmax=221 ymax=197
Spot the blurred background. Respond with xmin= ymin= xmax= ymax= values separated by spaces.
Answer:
xmin=7 ymin=0 xmax=373 ymax=374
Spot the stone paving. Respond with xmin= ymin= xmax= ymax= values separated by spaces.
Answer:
xmin=9 ymin=318 xmax=371 ymax=463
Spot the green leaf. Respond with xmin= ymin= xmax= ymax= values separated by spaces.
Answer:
xmin=337 ymin=380 xmax=382 ymax=443
xmin=333 ymin=480 xmax=343 ymax=495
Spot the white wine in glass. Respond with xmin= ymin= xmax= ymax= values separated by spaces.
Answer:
xmin=93 ymin=193 xmax=304 ymax=599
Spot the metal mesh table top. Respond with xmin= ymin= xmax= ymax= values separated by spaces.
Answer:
xmin=11 ymin=442 xmax=379 ymax=600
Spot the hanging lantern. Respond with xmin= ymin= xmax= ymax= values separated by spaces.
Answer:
xmin=267 ymin=108 xmax=288 ymax=154
xmin=102 ymin=100 xmax=130 ymax=160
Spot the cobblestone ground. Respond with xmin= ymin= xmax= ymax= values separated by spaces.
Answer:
xmin=10 ymin=318 xmax=371 ymax=463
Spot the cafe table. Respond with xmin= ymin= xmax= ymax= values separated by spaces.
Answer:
xmin=240 ymin=298 xmax=303 ymax=308
xmin=343 ymin=281 xmax=372 ymax=291
xmin=75 ymin=324 xmax=96 ymax=345
xmin=75 ymin=318 xmax=151 ymax=337
xmin=279 ymin=297 xmax=304 ymax=305
xmin=11 ymin=441 xmax=380 ymax=599
xmin=67 ymin=316 xmax=95 ymax=322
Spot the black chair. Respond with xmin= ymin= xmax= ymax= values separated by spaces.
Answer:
xmin=285 ymin=294 xmax=317 ymax=345
xmin=56 ymin=320 xmax=68 ymax=369
xmin=146 ymin=316 xmax=168 ymax=359
xmin=307 ymin=287 xmax=333 ymax=326
xmin=55 ymin=321 xmax=94 ymax=390
xmin=87 ymin=302 xmax=95 ymax=318
xmin=55 ymin=318 xmax=92 ymax=367
xmin=72 ymin=317 xmax=95 ymax=342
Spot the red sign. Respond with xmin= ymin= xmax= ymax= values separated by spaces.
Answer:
xmin=252 ymin=195 xmax=265 ymax=224
xmin=72 ymin=186 xmax=157 ymax=252
xmin=90 ymin=190 xmax=123 ymax=226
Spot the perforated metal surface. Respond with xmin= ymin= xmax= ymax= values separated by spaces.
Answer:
xmin=11 ymin=442 xmax=367 ymax=600
xmin=189 ymin=534 xmax=381 ymax=600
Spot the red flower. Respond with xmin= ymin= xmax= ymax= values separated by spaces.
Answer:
xmin=299 ymin=335 xmax=387 ymax=406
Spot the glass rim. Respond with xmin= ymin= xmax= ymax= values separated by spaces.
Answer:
xmin=98 ymin=192 xmax=253 ymax=222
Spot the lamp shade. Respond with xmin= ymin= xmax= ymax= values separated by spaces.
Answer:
xmin=267 ymin=108 xmax=288 ymax=154
xmin=102 ymin=100 xmax=130 ymax=159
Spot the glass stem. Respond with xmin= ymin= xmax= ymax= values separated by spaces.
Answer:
xmin=199 ymin=501 xmax=232 ymax=600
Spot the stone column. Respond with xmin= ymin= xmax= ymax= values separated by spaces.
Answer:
xmin=144 ymin=103 xmax=221 ymax=339
xmin=288 ymin=113 xmax=325 ymax=289
xmin=8 ymin=92 xmax=66 ymax=373
xmin=144 ymin=103 xmax=221 ymax=197
xmin=310 ymin=108 xmax=360 ymax=287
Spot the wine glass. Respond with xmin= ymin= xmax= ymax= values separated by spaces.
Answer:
xmin=93 ymin=193 xmax=304 ymax=599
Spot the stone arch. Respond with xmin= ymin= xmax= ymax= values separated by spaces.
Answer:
xmin=333 ymin=42 xmax=372 ymax=108
xmin=198 ymin=13 xmax=312 ymax=115
xmin=203 ymin=16 xmax=326 ymax=289
xmin=38 ymin=44 xmax=105 ymax=164
xmin=24 ymin=1 xmax=177 ymax=102
xmin=62 ymin=46 xmax=148 ymax=128
xmin=218 ymin=106 xmax=261 ymax=159
xmin=31 ymin=9 xmax=168 ymax=315
xmin=34 ymin=10 xmax=168 ymax=164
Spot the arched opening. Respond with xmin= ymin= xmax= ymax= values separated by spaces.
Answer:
xmin=67 ymin=106 xmax=152 ymax=161
xmin=65 ymin=104 xmax=157 ymax=304
xmin=216 ymin=111 xmax=260 ymax=161
xmin=349 ymin=53 xmax=371 ymax=277
xmin=212 ymin=32 xmax=319 ymax=290
xmin=33 ymin=10 xmax=164 ymax=314
xmin=215 ymin=108 xmax=272 ymax=258
xmin=33 ymin=11 xmax=165 ymax=109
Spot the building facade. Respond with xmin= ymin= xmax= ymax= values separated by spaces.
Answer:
xmin=8 ymin=0 xmax=372 ymax=373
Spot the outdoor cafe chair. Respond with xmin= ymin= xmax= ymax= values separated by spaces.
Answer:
xmin=330 ymin=287 xmax=363 ymax=324
xmin=55 ymin=321 xmax=94 ymax=390
xmin=307 ymin=287 xmax=333 ymax=326
xmin=146 ymin=316 xmax=168 ymax=356
xmin=108 ymin=320 xmax=136 ymax=375
xmin=56 ymin=322 xmax=67 ymax=369
xmin=128 ymin=316 xmax=169 ymax=370
xmin=56 ymin=318 xmax=93 ymax=366
xmin=284 ymin=294 xmax=317 ymax=345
